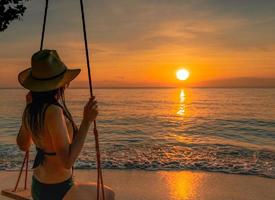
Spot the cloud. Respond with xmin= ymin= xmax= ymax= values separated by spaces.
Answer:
xmin=1 ymin=0 xmax=275 ymax=87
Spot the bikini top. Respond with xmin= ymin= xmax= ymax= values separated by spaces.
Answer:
xmin=32 ymin=102 xmax=78 ymax=169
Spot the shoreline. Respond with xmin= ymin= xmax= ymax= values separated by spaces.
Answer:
xmin=1 ymin=168 xmax=275 ymax=180
xmin=1 ymin=169 xmax=275 ymax=200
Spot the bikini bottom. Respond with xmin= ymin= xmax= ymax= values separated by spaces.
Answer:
xmin=31 ymin=175 xmax=73 ymax=200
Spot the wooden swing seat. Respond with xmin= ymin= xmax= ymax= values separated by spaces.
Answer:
xmin=1 ymin=188 xmax=32 ymax=200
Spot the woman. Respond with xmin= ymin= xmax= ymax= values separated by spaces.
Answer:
xmin=16 ymin=49 xmax=115 ymax=200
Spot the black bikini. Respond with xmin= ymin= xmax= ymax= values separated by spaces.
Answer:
xmin=32 ymin=147 xmax=56 ymax=168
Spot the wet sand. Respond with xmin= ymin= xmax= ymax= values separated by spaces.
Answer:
xmin=1 ymin=169 xmax=275 ymax=200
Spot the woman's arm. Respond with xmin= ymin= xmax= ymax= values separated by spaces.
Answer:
xmin=16 ymin=92 xmax=32 ymax=151
xmin=17 ymin=121 xmax=32 ymax=151
xmin=47 ymin=97 xmax=98 ymax=169
xmin=17 ymin=92 xmax=33 ymax=151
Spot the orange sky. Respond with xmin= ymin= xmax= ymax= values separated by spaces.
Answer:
xmin=1 ymin=0 xmax=275 ymax=88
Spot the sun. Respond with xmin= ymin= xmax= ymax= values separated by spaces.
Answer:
xmin=176 ymin=69 xmax=190 ymax=81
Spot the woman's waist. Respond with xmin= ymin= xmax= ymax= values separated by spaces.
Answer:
xmin=33 ymin=165 xmax=72 ymax=184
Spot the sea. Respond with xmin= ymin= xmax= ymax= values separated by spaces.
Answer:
xmin=0 ymin=88 xmax=274 ymax=178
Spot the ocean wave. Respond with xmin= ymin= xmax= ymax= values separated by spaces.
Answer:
xmin=1 ymin=143 xmax=274 ymax=179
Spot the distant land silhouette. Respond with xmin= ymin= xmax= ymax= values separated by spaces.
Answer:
xmin=191 ymin=77 xmax=275 ymax=88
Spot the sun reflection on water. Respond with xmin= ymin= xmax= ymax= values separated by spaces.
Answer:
xmin=159 ymin=171 xmax=203 ymax=200
xmin=177 ymin=89 xmax=186 ymax=116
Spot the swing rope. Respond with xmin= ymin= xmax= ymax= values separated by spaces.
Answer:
xmin=13 ymin=151 xmax=29 ymax=192
xmin=40 ymin=0 xmax=49 ymax=50
xmin=13 ymin=0 xmax=105 ymax=199
xmin=79 ymin=0 xmax=106 ymax=199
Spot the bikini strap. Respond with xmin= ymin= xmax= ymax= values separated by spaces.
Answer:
xmin=32 ymin=147 xmax=56 ymax=169
xmin=52 ymin=102 xmax=78 ymax=138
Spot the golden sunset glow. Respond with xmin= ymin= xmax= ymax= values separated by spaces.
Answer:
xmin=0 ymin=1 xmax=275 ymax=88
xmin=176 ymin=69 xmax=190 ymax=81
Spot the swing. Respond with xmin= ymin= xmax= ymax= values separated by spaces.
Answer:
xmin=1 ymin=0 xmax=106 ymax=199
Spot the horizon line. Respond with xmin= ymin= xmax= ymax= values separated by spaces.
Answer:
xmin=1 ymin=86 xmax=275 ymax=89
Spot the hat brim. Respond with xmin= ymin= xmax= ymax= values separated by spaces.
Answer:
xmin=18 ymin=67 xmax=81 ymax=92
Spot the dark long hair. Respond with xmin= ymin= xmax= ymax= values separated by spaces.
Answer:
xmin=24 ymin=87 xmax=77 ymax=137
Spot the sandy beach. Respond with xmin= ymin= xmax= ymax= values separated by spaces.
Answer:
xmin=0 ymin=169 xmax=274 ymax=200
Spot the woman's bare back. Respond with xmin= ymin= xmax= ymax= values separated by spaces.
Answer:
xmin=25 ymin=104 xmax=74 ymax=183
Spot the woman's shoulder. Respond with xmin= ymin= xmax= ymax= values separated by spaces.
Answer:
xmin=45 ymin=104 xmax=63 ymax=117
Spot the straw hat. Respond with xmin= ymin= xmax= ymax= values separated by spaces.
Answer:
xmin=18 ymin=49 xmax=81 ymax=92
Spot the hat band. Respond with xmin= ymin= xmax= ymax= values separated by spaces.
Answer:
xmin=30 ymin=68 xmax=67 ymax=81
